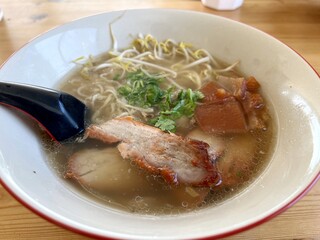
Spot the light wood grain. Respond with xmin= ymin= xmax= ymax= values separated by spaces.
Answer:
xmin=0 ymin=0 xmax=319 ymax=239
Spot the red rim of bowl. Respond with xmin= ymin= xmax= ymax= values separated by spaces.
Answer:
xmin=0 ymin=9 xmax=320 ymax=240
xmin=1 ymin=172 xmax=319 ymax=240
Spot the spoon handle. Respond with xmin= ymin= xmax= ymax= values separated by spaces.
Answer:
xmin=0 ymin=82 xmax=86 ymax=142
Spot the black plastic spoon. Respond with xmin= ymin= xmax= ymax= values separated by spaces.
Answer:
xmin=0 ymin=82 xmax=87 ymax=142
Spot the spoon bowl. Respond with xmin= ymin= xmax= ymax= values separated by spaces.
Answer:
xmin=0 ymin=82 xmax=87 ymax=142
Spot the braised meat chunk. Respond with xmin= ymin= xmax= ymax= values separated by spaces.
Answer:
xmin=195 ymin=76 xmax=269 ymax=134
xmin=195 ymin=81 xmax=247 ymax=134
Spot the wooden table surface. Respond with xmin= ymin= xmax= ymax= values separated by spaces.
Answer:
xmin=0 ymin=0 xmax=319 ymax=239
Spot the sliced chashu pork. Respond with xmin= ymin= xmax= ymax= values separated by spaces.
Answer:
xmin=187 ymin=128 xmax=257 ymax=188
xmin=65 ymin=147 xmax=210 ymax=209
xmin=65 ymin=147 xmax=149 ymax=193
xmin=85 ymin=116 xmax=221 ymax=187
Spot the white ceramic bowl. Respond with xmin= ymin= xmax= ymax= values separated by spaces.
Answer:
xmin=0 ymin=9 xmax=319 ymax=240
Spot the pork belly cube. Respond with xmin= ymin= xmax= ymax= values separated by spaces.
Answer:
xmin=195 ymin=96 xmax=248 ymax=134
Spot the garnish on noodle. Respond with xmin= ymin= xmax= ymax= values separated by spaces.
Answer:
xmin=70 ymin=34 xmax=239 ymax=129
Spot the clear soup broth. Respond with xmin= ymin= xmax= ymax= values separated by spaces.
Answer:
xmin=43 ymin=35 xmax=275 ymax=215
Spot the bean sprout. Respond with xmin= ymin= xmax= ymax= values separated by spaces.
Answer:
xmin=67 ymin=33 xmax=240 ymax=123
